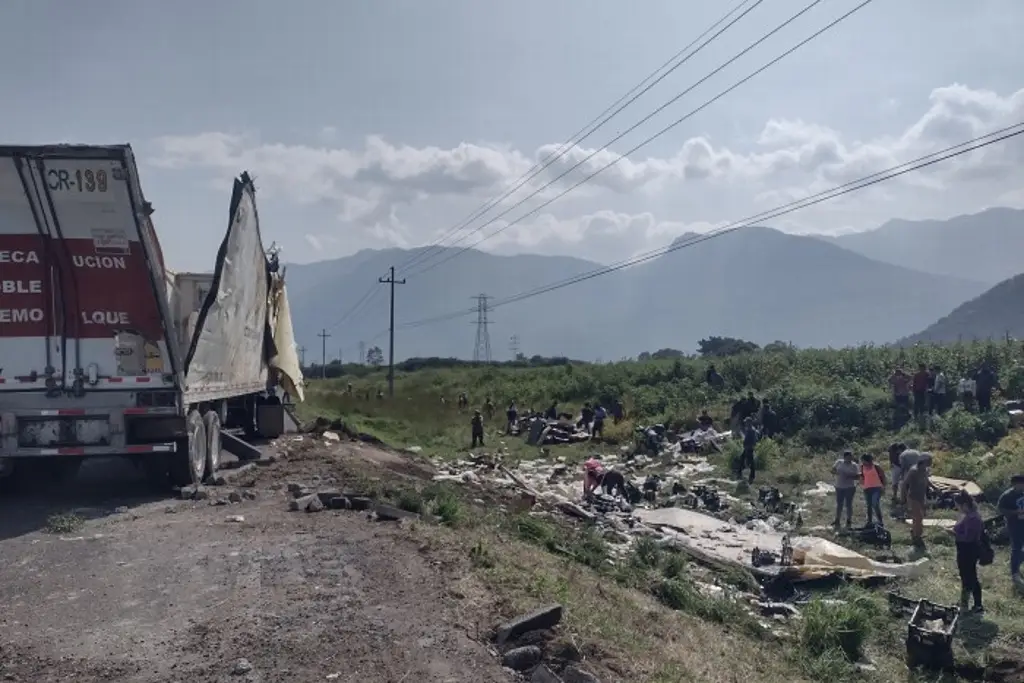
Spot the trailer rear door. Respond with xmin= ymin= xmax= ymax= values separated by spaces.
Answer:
xmin=0 ymin=145 xmax=178 ymax=394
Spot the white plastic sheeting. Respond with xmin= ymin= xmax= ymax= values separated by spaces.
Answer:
xmin=183 ymin=175 xmax=269 ymax=402
xmin=636 ymin=507 xmax=929 ymax=580
xmin=268 ymin=280 xmax=304 ymax=402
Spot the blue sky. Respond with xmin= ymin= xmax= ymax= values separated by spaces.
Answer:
xmin=3 ymin=0 xmax=1024 ymax=272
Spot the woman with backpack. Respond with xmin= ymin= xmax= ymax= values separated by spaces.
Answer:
xmin=949 ymin=491 xmax=987 ymax=614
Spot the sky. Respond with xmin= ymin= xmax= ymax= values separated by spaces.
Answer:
xmin=2 ymin=0 xmax=1024 ymax=273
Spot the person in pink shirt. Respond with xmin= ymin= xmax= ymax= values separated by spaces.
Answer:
xmin=583 ymin=458 xmax=604 ymax=497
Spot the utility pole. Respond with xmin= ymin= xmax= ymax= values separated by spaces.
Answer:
xmin=378 ymin=266 xmax=406 ymax=396
xmin=472 ymin=294 xmax=493 ymax=363
xmin=358 ymin=341 xmax=366 ymax=366
xmin=338 ymin=348 xmax=343 ymax=366
xmin=298 ymin=345 xmax=306 ymax=367
xmin=317 ymin=329 xmax=331 ymax=379
xmin=509 ymin=334 xmax=520 ymax=360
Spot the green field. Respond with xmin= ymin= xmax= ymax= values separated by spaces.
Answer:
xmin=300 ymin=341 xmax=1024 ymax=682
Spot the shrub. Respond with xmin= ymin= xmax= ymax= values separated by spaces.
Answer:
xmin=939 ymin=406 xmax=982 ymax=450
xmin=800 ymin=598 xmax=873 ymax=661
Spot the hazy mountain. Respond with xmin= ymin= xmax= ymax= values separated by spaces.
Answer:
xmin=903 ymin=273 xmax=1024 ymax=344
xmin=827 ymin=207 xmax=1024 ymax=285
xmin=285 ymin=227 xmax=988 ymax=362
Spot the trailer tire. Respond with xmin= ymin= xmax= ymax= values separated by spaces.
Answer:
xmin=203 ymin=410 xmax=221 ymax=480
xmin=171 ymin=410 xmax=207 ymax=487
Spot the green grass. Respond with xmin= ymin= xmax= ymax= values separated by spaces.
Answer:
xmin=300 ymin=340 xmax=1024 ymax=681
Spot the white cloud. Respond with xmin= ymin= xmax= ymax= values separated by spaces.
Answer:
xmin=149 ymin=84 xmax=1024 ymax=264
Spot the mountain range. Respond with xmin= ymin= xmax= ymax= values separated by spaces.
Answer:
xmin=282 ymin=206 xmax=1024 ymax=361
xmin=825 ymin=207 xmax=1024 ymax=286
xmin=902 ymin=272 xmax=1024 ymax=345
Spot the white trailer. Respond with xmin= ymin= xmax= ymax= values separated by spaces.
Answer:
xmin=0 ymin=144 xmax=304 ymax=490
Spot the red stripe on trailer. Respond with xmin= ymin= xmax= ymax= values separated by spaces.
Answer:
xmin=58 ymin=409 xmax=86 ymax=416
xmin=125 ymin=444 xmax=153 ymax=453
xmin=57 ymin=447 xmax=85 ymax=455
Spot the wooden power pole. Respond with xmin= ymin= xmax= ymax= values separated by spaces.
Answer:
xmin=317 ymin=329 xmax=331 ymax=379
xmin=378 ymin=266 xmax=406 ymax=396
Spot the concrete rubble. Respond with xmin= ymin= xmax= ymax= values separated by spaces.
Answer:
xmin=490 ymin=604 xmax=603 ymax=682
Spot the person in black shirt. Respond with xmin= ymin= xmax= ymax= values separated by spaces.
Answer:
xmin=975 ymin=364 xmax=998 ymax=413
xmin=698 ymin=409 xmax=714 ymax=430
xmin=580 ymin=403 xmax=595 ymax=434
xmin=544 ymin=402 xmax=557 ymax=420
xmin=471 ymin=410 xmax=484 ymax=447
xmin=736 ymin=418 xmax=760 ymax=483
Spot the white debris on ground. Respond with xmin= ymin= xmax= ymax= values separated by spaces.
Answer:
xmin=804 ymin=481 xmax=836 ymax=496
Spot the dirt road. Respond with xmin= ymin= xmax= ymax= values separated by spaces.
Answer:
xmin=0 ymin=445 xmax=510 ymax=683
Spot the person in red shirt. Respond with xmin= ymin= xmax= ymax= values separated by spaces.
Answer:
xmin=912 ymin=363 xmax=930 ymax=418
xmin=889 ymin=368 xmax=911 ymax=427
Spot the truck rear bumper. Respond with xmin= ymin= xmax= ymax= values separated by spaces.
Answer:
xmin=7 ymin=443 xmax=177 ymax=457
xmin=1 ymin=406 xmax=181 ymax=457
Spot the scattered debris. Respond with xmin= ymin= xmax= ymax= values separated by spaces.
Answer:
xmin=906 ymin=600 xmax=960 ymax=672
xmin=225 ymin=515 xmax=245 ymax=523
xmin=495 ymin=604 xmax=564 ymax=647
xmin=231 ymin=658 xmax=253 ymax=675
xmin=562 ymin=664 xmax=601 ymax=683
xmin=501 ymin=645 xmax=543 ymax=671
xmin=211 ymin=462 xmax=257 ymax=486
xmin=179 ymin=485 xmax=210 ymax=501
xmin=374 ymin=503 xmax=420 ymax=522
xmin=289 ymin=494 xmax=325 ymax=513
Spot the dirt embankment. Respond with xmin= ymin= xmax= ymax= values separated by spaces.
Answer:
xmin=0 ymin=442 xmax=510 ymax=683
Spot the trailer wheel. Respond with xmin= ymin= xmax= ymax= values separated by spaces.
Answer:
xmin=171 ymin=410 xmax=207 ymax=487
xmin=203 ymin=410 xmax=221 ymax=480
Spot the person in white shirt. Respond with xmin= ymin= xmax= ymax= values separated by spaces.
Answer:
xmin=959 ymin=376 xmax=977 ymax=412
xmin=930 ymin=366 xmax=948 ymax=415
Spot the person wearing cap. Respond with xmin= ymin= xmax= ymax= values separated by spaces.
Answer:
xmin=996 ymin=474 xmax=1024 ymax=588
xmin=901 ymin=453 xmax=933 ymax=546
xmin=832 ymin=450 xmax=860 ymax=529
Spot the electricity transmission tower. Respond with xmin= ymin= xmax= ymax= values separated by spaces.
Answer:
xmin=509 ymin=334 xmax=521 ymax=359
xmin=358 ymin=341 xmax=366 ymax=365
xmin=298 ymin=346 xmax=306 ymax=367
xmin=472 ymin=294 xmax=493 ymax=363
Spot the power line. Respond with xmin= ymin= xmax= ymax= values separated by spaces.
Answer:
xmin=389 ymin=122 xmax=1024 ymax=333
xmin=395 ymin=0 xmax=762 ymax=276
xmin=488 ymin=122 xmax=1024 ymax=311
xmin=322 ymin=283 xmax=381 ymax=334
xmin=406 ymin=0 xmax=868 ymax=278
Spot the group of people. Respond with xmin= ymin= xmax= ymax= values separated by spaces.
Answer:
xmin=889 ymin=363 xmax=999 ymax=420
xmin=830 ymin=442 xmax=1024 ymax=610
xmin=467 ymin=397 xmax=624 ymax=447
